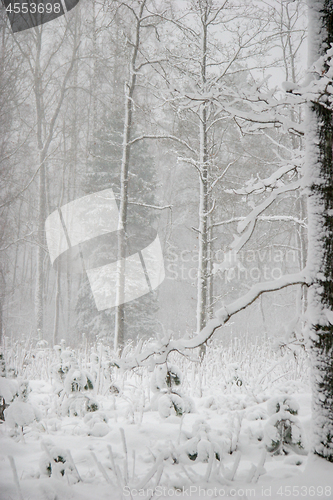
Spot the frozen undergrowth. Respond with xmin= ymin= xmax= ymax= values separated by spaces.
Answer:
xmin=0 ymin=338 xmax=332 ymax=500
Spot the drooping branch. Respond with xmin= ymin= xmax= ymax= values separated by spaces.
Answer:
xmin=129 ymin=134 xmax=197 ymax=155
xmin=115 ymin=268 xmax=310 ymax=370
xmin=226 ymin=160 xmax=302 ymax=196
xmin=237 ymin=180 xmax=301 ymax=233
xmin=212 ymin=215 xmax=307 ymax=229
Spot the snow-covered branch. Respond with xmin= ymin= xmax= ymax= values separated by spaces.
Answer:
xmin=115 ymin=268 xmax=310 ymax=370
xmin=226 ymin=160 xmax=302 ymax=195
xmin=129 ymin=134 xmax=197 ymax=155
xmin=212 ymin=215 xmax=307 ymax=229
xmin=237 ymin=180 xmax=301 ymax=233
xmin=223 ymin=102 xmax=305 ymax=136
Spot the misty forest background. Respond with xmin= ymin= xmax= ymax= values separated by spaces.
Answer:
xmin=0 ymin=0 xmax=307 ymax=352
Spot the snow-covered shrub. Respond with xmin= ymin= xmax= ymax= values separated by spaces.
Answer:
xmin=108 ymin=383 xmax=120 ymax=395
xmin=267 ymin=396 xmax=299 ymax=417
xmin=151 ymin=364 xmax=182 ymax=393
xmin=173 ymin=419 xmax=223 ymax=464
xmin=4 ymin=399 xmax=41 ymax=431
xmin=62 ymin=367 xmax=98 ymax=417
xmin=150 ymin=364 xmax=194 ymax=418
xmin=264 ymin=396 xmax=306 ymax=455
xmin=64 ymin=368 xmax=94 ymax=394
xmin=83 ymin=411 xmax=106 ymax=425
xmin=0 ymin=377 xmax=18 ymax=403
xmin=36 ymin=339 xmax=48 ymax=349
xmin=18 ymin=380 xmax=30 ymax=401
xmin=0 ymin=396 xmax=7 ymax=421
xmin=50 ymin=346 xmax=75 ymax=390
xmin=4 ymin=381 xmax=42 ymax=433
xmin=0 ymin=353 xmax=19 ymax=421
xmin=157 ymin=393 xmax=193 ymax=418
xmin=0 ymin=352 xmax=6 ymax=377
xmin=50 ymin=347 xmax=99 ymax=416
xmin=39 ymin=446 xmax=79 ymax=483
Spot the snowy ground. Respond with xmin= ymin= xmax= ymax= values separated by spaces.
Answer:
xmin=1 ymin=341 xmax=333 ymax=500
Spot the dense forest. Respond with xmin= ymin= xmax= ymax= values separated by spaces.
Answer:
xmin=1 ymin=1 xmax=333 ymax=497
xmin=0 ymin=0 xmax=307 ymax=349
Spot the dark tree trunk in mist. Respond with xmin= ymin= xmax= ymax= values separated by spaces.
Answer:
xmin=306 ymin=0 xmax=333 ymax=462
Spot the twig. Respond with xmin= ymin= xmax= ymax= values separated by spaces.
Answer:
xmin=66 ymin=449 xmax=82 ymax=482
xmin=150 ymin=462 xmax=164 ymax=500
xmin=8 ymin=456 xmax=24 ymax=500
xmin=132 ymin=450 xmax=136 ymax=482
xmin=107 ymin=445 xmax=123 ymax=488
xmin=120 ymin=428 xmax=129 ymax=484
xmin=229 ymin=450 xmax=241 ymax=481
xmin=91 ymin=452 xmax=113 ymax=485
xmin=246 ymin=464 xmax=257 ymax=483
xmin=253 ymin=449 xmax=267 ymax=483
xmin=204 ymin=444 xmax=215 ymax=482
xmin=135 ymin=454 xmax=163 ymax=490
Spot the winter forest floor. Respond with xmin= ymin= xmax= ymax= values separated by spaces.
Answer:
xmin=0 ymin=339 xmax=333 ymax=500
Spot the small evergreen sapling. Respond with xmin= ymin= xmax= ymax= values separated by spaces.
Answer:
xmin=0 ymin=353 xmax=10 ymax=420
xmin=150 ymin=364 xmax=194 ymax=418
xmin=62 ymin=366 xmax=99 ymax=417
xmin=0 ymin=353 xmax=6 ymax=377
xmin=264 ymin=396 xmax=307 ymax=455
xmin=39 ymin=445 xmax=80 ymax=483
xmin=0 ymin=352 xmax=18 ymax=417
xmin=4 ymin=381 xmax=42 ymax=435
xmin=172 ymin=419 xmax=223 ymax=464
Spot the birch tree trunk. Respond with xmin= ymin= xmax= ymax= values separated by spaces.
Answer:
xmin=114 ymin=0 xmax=146 ymax=352
xmin=306 ymin=0 xmax=333 ymax=462
xmin=196 ymin=6 xmax=209 ymax=335
xmin=34 ymin=28 xmax=46 ymax=337
xmin=35 ymin=155 xmax=46 ymax=339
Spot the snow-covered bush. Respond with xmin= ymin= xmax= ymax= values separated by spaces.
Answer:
xmin=158 ymin=393 xmax=191 ymax=417
xmin=0 ymin=352 xmax=6 ymax=377
xmin=84 ymin=410 xmax=110 ymax=437
xmin=0 ymin=353 xmax=19 ymax=422
xmin=170 ymin=419 xmax=223 ymax=464
xmin=50 ymin=346 xmax=75 ymax=391
xmin=62 ymin=367 xmax=98 ymax=417
xmin=4 ymin=399 xmax=41 ymax=431
xmin=150 ymin=364 xmax=194 ymax=418
xmin=151 ymin=364 xmax=182 ymax=393
xmin=264 ymin=396 xmax=307 ymax=455
xmin=4 ymin=380 xmax=42 ymax=434
xmin=0 ymin=376 xmax=18 ymax=420
xmin=64 ymin=368 xmax=94 ymax=394
xmin=39 ymin=446 xmax=80 ymax=483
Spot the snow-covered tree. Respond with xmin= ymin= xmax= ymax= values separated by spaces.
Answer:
xmin=115 ymin=0 xmax=333 ymax=464
xmin=76 ymin=106 xmax=160 ymax=344
xmin=158 ymin=0 xmax=277 ymax=337
xmin=305 ymin=0 xmax=333 ymax=462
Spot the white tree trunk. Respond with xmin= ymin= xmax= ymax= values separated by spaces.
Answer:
xmin=114 ymin=0 xmax=146 ymax=352
xmin=196 ymin=6 xmax=209 ymax=336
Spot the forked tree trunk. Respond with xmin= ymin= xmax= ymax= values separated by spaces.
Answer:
xmin=306 ymin=0 xmax=333 ymax=462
